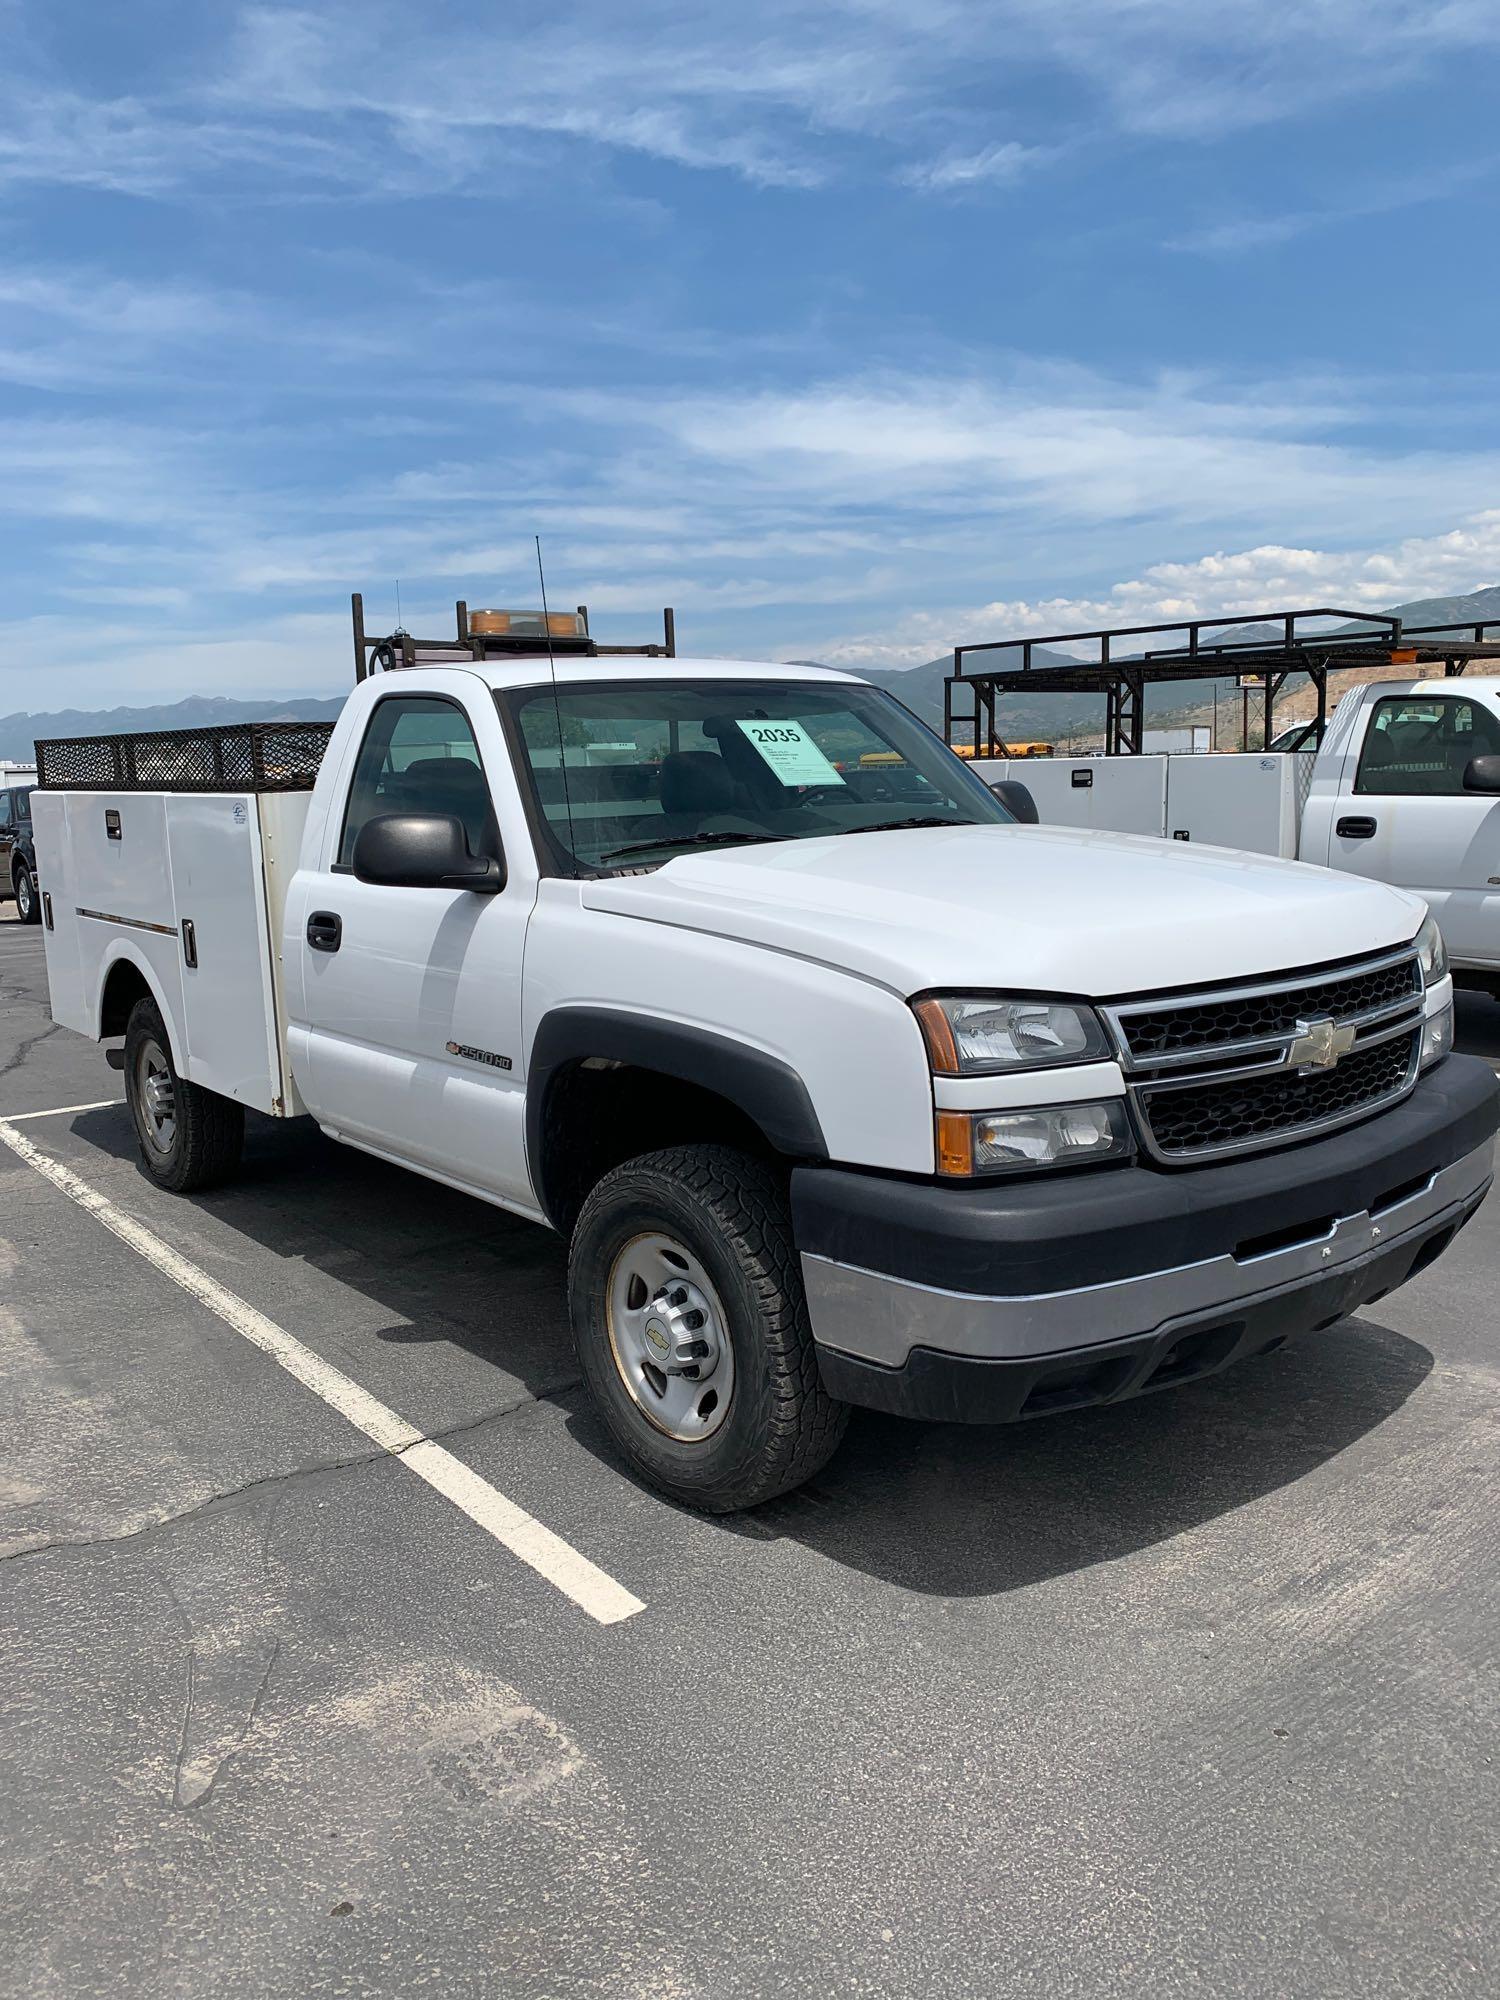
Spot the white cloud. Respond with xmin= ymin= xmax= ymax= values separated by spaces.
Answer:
xmin=10 ymin=508 xmax=1499 ymax=705
xmin=797 ymin=510 xmax=1500 ymax=668
xmin=541 ymin=365 xmax=1500 ymax=547
xmin=1169 ymin=153 xmax=1500 ymax=254
xmin=898 ymin=141 xmax=1051 ymax=192
xmin=0 ymin=611 xmax=352 ymax=708
xmin=2 ymin=242 xmax=1497 ymax=708
xmin=1002 ymin=0 xmax=1500 ymax=139
xmin=5 ymin=1 xmax=1495 ymax=204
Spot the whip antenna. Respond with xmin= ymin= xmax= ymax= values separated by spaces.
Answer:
xmin=535 ymin=535 xmax=579 ymax=865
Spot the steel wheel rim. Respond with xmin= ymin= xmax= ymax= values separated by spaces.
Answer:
xmin=605 ymin=1232 xmax=735 ymax=1442
xmin=135 ymin=1038 xmax=177 ymax=1155
xmin=15 ymin=871 xmax=31 ymax=917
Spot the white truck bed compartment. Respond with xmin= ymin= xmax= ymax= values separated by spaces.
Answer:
xmin=980 ymin=751 xmax=1315 ymax=857
xmin=35 ymin=788 xmax=311 ymax=1117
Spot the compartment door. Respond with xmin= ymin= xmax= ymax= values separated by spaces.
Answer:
xmin=165 ymin=795 xmax=283 ymax=1112
xmin=1164 ymin=754 xmax=1302 ymax=857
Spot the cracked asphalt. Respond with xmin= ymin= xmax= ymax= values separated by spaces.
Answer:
xmin=4 ymin=905 xmax=1500 ymax=1999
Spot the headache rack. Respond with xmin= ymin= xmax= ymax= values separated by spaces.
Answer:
xmin=946 ymin=606 xmax=1500 ymax=758
xmin=35 ymin=720 xmax=336 ymax=794
xmin=352 ymin=591 xmax=676 ymax=680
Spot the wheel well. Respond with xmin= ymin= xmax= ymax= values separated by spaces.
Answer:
xmin=99 ymin=960 xmax=156 ymax=1041
xmin=538 ymin=1060 xmax=780 ymax=1235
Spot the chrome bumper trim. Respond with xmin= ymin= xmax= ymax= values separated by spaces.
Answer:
xmin=801 ymin=1138 xmax=1493 ymax=1369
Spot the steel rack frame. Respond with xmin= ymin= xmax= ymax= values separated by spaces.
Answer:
xmin=944 ymin=607 xmax=1500 ymax=758
xmin=351 ymin=593 xmax=676 ymax=682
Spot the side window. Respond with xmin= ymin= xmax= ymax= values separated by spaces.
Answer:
xmin=0 ymin=792 xmax=10 ymax=829
xmin=1355 ymin=696 xmax=1500 ymax=797
xmin=338 ymin=697 xmax=498 ymax=871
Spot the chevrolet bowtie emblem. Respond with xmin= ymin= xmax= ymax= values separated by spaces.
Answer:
xmin=1290 ymin=1016 xmax=1357 ymax=1070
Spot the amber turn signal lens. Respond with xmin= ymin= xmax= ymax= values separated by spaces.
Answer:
xmin=935 ymin=1110 xmax=974 ymax=1177
xmin=913 ymin=997 xmax=960 ymax=1074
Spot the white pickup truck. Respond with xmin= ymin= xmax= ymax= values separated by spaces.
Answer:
xmin=31 ymin=623 xmax=1500 ymax=1509
xmin=983 ymin=677 xmax=1500 ymax=992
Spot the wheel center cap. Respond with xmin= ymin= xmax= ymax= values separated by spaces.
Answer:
xmin=643 ymin=1317 xmax=671 ymax=1359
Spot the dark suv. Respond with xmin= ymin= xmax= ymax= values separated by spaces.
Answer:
xmin=0 ymin=784 xmax=39 ymax=923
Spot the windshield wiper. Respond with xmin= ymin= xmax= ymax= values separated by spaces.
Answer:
xmin=600 ymin=830 xmax=786 ymax=863
xmin=832 ymin=816 xmax=963 ymax=836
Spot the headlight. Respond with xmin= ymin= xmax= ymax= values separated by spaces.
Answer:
xmin=935 ymin=1100 xmax=1134 ymax=1177
xmin=1414 ymin=913 xmax=1448 ymax=986
xmin=914 ymin=994 xmax=1110 ymax=1074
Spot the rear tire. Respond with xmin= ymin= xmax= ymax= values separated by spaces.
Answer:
xmin=124 ymin=997 xmax=244 ymax=1192
xmin=568 ymin=1144 xmax=849 ymax=1511
xmin=14 ymin=863 xmax=40 ymax=924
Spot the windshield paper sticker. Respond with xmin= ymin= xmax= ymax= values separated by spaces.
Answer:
xmin=736 ymin=719 xmax=845 ymax=787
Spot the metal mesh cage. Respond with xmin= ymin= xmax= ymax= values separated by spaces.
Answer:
xmin=35 ymin=721 xmax=336 ymax=793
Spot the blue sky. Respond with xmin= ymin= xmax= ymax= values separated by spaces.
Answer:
xmin=4 ymin=0 xmax=1500 ymax=708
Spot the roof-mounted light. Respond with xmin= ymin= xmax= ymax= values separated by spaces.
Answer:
xmin=468 ymin=609 xmax=586 ymax=640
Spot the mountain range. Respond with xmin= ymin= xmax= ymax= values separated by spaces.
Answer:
xmin=3 ymin=585 xmax=1497 ymax=763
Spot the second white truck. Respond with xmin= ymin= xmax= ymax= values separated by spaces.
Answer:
xmin=29 ymin=601 xmax=1500 ymax=1510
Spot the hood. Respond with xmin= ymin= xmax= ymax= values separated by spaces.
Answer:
xmin=581 ymin=823 xmax=1425 ymax=998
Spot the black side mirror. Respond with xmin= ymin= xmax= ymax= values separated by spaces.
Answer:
xmin=353 ymin=813 xmax=504 ymax=892
xmin=1462 ymin=755 xmax=1500 ymax=796
xmin=991 ymin=779 xmax=1039 ymax=824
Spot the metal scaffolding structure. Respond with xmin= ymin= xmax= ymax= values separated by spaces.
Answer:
xmin=944 ymin=607 xmax=1500 ymax=758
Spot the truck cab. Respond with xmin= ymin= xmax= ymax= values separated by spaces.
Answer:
xmin=1300 ymin=678 xmax=1500 ymax=983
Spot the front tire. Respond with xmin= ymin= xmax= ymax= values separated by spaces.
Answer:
xmin=14 ymin=863 xmax=40 ymax=924
xmin=124 ymin=997 xmax=245 ymax=1192
xmin=568 ymin=1145 xmax=849 ymax=1511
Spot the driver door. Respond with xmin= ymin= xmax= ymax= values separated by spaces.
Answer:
xmin=291 ymin=685 xmax=538 ymax=1207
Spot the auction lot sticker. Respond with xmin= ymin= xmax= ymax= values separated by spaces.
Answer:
xmin=736 ymin=719 xmax=845 ymax=786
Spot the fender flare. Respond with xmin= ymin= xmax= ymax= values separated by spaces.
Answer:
xmin=95 ymin=943 xmax=182 ymax=1066
xmin=525 ymin=1006 xmax=827 ymax=1226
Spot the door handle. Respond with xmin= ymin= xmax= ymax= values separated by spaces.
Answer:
xmin=307 ymin=910 xmax=343 ymax=953
xmin=1336 ymin=815 xmax=1378 ymax=840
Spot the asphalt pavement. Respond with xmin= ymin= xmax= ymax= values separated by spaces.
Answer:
xmin=3 ymin=904 xmax=1499 ymax=1999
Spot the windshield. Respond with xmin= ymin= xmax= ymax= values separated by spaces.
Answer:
xmin=502 ymin=678 xmax=1013 ymax=873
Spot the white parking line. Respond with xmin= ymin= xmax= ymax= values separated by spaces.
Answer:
xmin=0 ymin=1116 xmax=645 ymax=1626
xmin=3 ymin=1099 xmax=122 ymax=1122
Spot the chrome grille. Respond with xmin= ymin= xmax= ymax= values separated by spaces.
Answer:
xmin=1105 ymin=948 xmax=1425 ymax=1164
xmin=1119 ymin=956 xmax=1421 ymax=1061
xmin=1138 ymin=1031 xmax=1420 ymax=1160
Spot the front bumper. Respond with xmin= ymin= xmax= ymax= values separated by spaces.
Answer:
xmin=793 ymin=1054 xmax=1499 ymax=1425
